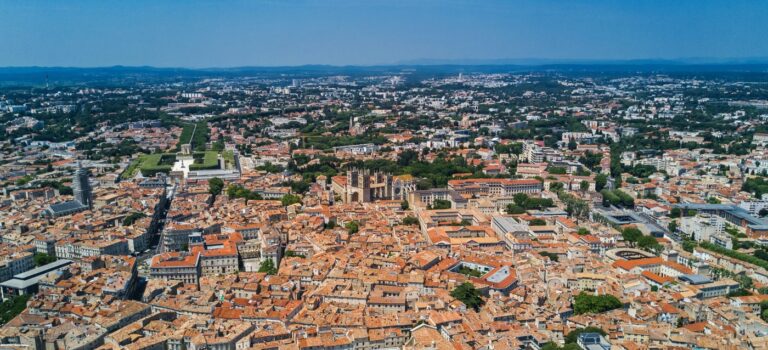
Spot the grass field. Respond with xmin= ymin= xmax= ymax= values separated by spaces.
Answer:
xmin=138 ymin=153 xmax=175 ymax=176
xmin=222 ymin=150 xmax=235 ymax=168
xmin=125 ymin=150 xmax=223 ymax=177
xmin=121 ymin=158 xmax=142 ymax=180
xmin=189 ymin=151 xmax=219 ymax=170
xmin=177 ymin=122 xmax=210 ymax=152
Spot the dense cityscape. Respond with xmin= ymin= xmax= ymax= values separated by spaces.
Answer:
xmin=0 ymin=65 xmax=766 ymax=349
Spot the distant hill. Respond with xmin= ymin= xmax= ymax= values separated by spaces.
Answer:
xmin=2 ymin=61 xmax=768 ymax=87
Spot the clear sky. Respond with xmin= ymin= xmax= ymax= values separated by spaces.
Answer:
xmin=1 ymin=0 xmax=767 ymax=67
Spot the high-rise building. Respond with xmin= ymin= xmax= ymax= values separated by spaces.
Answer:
xmin=72 ymin=163 xmax=92 ymax=209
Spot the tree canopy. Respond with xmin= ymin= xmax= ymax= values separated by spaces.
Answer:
xmin=450 ymin=282 xmax=484 ymax=311
xmin=573 ymin=292 xmax=622 ymax=314
xmin=258 ymin=259 xmax=277 ymax=275
xmin=208 ymin=177 xmax=224 ymax=196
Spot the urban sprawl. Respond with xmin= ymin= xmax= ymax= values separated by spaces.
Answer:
xmin=2 ymin=68 xmax=768 ymax=349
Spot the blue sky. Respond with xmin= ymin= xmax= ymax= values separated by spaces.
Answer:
xmin=1 ymin=0 xmax=767 ymax=67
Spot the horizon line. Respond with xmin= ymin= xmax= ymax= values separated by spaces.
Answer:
xmin=4 ymin=57 xmax=768 ymax=70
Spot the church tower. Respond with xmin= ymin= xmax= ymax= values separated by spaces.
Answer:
xmin=72 ymin=162 xmax=92 ymax=209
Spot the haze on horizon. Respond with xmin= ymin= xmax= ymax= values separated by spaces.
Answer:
xmin=1 ymin=0 xmax=767 ymax=68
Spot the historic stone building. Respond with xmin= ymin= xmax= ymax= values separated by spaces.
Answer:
xmin=332 ymin=169 xmax=414 ymax=203
xmin=45 ymin=162 xmax=93 ymax=217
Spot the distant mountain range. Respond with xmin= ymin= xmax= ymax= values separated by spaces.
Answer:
xmin=396 ymin=57 xmax=768 ymax=66
xmin=1 ymin=59 xmax=768 ymax=86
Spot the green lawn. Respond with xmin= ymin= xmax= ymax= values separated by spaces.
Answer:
xmin=222 ymin=150 xmax=235 ymax=168
xmin=189 ymin=151 xmax=219 ymax=170
xmin=138 ymin=153 xmax=175 ymax=177
xmin=134 ymin=150 xmax=223 ymax=176
xmin=121 ymin=158 xmax=142 ymax=180
xmin=177 ymin=122 xmax=210 ymax=152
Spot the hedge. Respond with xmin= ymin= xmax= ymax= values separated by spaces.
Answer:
xmin=699 ymin=241 xmax=768 ymax=271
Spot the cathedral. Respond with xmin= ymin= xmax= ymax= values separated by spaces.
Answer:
xmin=331 ymin=169 xmax=415 ymax=203
xmin=348 ymin=116 xmax=367 ymax=136
xmin=45 ymin=162 xmax=93 ymax=217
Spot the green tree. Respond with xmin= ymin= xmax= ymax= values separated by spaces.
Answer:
xmin=637 ymin=235 xmax=662 ymax=253
xmin=281 ymin=194 xmax=302 ymax=207
xmin=573 ymin=292 xmax=622 ymax=315
xmin=397 ymin=149 xmax=420 ymax=166
xmin=595 ymin=174 xmax=608 ymax=192
xmin=540 ymin=343 xmax=581 ymax=350
xmin=256 ymin=162 xmax=285 ymax=173
xmin=760 ymin=300 xmax=768 ymax=321
xmin=122 ymin=212 xmax=147 ymax=226
xmin=0 ymin=294 xmax=30 ymax=326
xmin=450 ymin=282 xmax=484 ymax=311
xmin=33 ymin=253 xmax=56 ymax=267
xmin=506 ymin=204 xmax=526 ymax=214
xmin=458 ymin=266 xmax=483 ymax=277
xmin=513 ymin=193 xmax=529 ymax=207
xmin=416 ymin=179 xmax=433 ymax=190
xmin=539 ymin=342 xmax=561 ymax=350
xmin=208 ymin=177 xmax=224 ymax=196
xmin=602 ymin=189 xmax=634 ymax=208
xmin=668 ymin=220 xmax=678 ymax=232
xmin=430 ymin=199 xmax=452 ymax=210
xmin=579 ymin=180 xmax=590 ymax=192
xmin=548 ymin=167 xmax=567 ymax=175
xmin=400 ymin=200 xmax=409 ymax=210
xmin=402 ymin=216 xmax=419 ymax=225
xmin=568 ymin=137 xmax=577 ymax=151
xmin=258 ymin=259 xmax=277 ymax=275
xmin=287 ymin=180 xmax=311 ymax=194
xmin=621 ymin=227 xmax=643 ymax=246
xmin=346 ymin=221 xmax=360 ymax=234
xmin=682 ymin=239 xmax=697 ymax=253
xmin=564 ymin=327 xmax=607 ymax=344
xmin=226 ymin=184 xmax=263 ymax=202
xmin=540 ymin=251 xmax=559 ymax=262
xmin=285 ymin=250 xmax=306 ymax=258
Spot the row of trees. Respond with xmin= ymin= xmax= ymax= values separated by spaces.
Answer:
xmin=177 ymin=122 xmax=210 ymax=152
xmin=600 ymin=189 xmax=634 ymax=208
xmin=506 ymin=193 xmax=554 ymax=214
xmin=743 ymin=177 xmax=768 ymax=199
xmin=210 ymin=177 xmax=303 ymax=207
xmin=450 ymin=281 xmax=623 ymax=316
xmin=557 ymin=191 xmax=590 ymax=219
xmin=699 ymin=241 xmax=768 ymax=271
